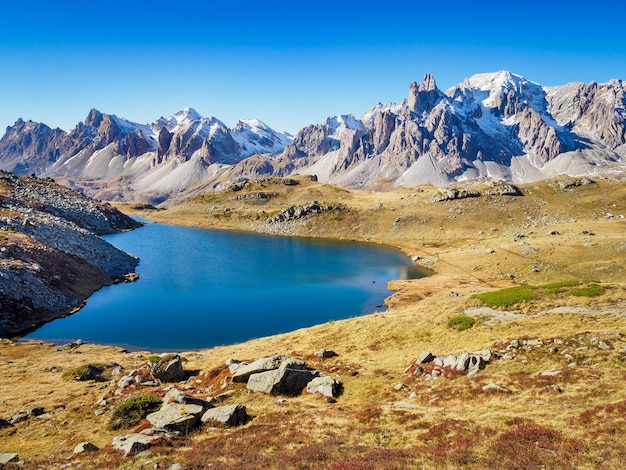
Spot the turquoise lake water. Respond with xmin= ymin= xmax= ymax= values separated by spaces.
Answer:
xmin=24 ymin=221 xmax=429 ymax=351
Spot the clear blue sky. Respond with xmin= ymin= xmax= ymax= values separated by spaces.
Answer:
xmin=1 ymin=1 xmax=624 ymax=135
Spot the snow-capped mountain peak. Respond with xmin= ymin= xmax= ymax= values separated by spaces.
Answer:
xmin=232 ymin=118 xmax=293 ymax=156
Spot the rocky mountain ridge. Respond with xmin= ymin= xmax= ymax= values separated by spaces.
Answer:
xmin=0 ymin=108 xmax=292 ymax=203
xmin=0 ymin=71 xmax=624 ymax=203
xmin=0 ymin=171 xmax=141 ymax=337
xmin=229 ymin=71 xmax=625 ymax=189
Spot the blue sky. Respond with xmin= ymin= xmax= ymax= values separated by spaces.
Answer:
xmin=1 ymin=1 xmax=625 ymax=135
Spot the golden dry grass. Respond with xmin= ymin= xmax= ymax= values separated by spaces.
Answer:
xmin=3 ymin=175 xmax=626 ymax=468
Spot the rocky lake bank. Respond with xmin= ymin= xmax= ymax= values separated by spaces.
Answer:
xmin=0 ymin=171 xmax=141 ymax=337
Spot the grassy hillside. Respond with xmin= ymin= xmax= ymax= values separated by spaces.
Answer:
xmin=2 ymin=175 xmax=625 ymax=469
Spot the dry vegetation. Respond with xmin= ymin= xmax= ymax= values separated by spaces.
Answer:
xmin=2 ymin=175 xmax=626 ymax=469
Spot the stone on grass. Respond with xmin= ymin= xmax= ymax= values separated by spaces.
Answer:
xmin=0 ymin=453 xmax=19 ymax=464
xmin=482 ymin=383 xmax=511 ymax=393
xmin=442 ymin=355 xmax=457 ymax=368
xmin=146 ymin=402 xmax=205 ymax=434
xmin=247 ymin=358 xmax=318 ymax=396
xmin=455 ymin=352 xmax=471 ymax=371
xmin=73 ymin=442 xmax=99 ymax=454
xmin=78 ymin=364 xmax=106 ymax=381
xmin=231 ymin=355 xmax=289 ymax=383
xmin=418 ymin=351 xmax=434 ymax=364
xmin=163 ymin=388 xmax=213 ymax=408
xmin=151 ymin=354 xmax=186 ymax=383
xmin=112 ymin=433 xmax=161 ymax=456
xmin=200 ymin=404 xmax=250 ymax=427
xmin=306 ymin=376 xmax=342 ymax=398
xmin=314 ymin=349 xmax=338 ymax=359
xmin=9 ymin=412 xmax=29 ymax=425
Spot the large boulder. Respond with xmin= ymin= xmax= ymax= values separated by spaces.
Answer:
xmin=201 ymin=404 xmax=250 ymax=427
xmin=146 ymin=402 xmax=205 ymax=434
xmin=231 ymin=354 xmax=289 ymax=383
xmin=151 ymin=354 xmax=185 ymax=383
xmin=247 ymin=358 xmax=319 ymax=396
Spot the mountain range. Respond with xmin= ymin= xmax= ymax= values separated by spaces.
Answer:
xmin=1 ymin=71 xmax=624 ymax=203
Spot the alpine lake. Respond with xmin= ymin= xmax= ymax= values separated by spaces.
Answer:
xmin=24 ymin=220 xmax=430 ymax=351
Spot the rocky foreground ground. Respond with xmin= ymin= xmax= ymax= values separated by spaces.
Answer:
xmin=0 ymin=171 xmax=141 ymax=337
xmin=0 ymin=174 xmax=625 ymax=468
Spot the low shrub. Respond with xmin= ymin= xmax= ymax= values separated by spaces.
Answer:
xmin=447 ymin=315 xmax=475 ymax=331
xmin=485 ymin=422 xmax=587 ymax=469
xmin=109 ymin=394 xmax=162 ymax=430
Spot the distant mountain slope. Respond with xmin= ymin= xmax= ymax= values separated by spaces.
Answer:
xmin=0 ymin=108 xmax=292 ymax=203
xmin=221 ymin=71 xmax=624 ymax=190
xmin=0 ymin=72 xmax=624 ymax=203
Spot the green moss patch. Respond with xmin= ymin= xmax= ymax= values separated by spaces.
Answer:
xmin=472 ymin=281 xmax=604 ymax=308
xmin=447 ymin=315 xmax=476 ymax=331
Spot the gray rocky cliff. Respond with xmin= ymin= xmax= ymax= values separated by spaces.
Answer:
xmin=0 ymin=172 xmax=140 ymax=337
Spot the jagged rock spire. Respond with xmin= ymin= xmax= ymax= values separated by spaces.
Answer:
xmin=408 ymin=74 xmax=440 ymax=113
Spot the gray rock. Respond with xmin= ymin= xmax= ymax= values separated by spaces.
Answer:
xmin=508 ymin=339 xmax=522 ymax=349
xmin=0 ymin=418 xmax=13 ymax=429
xmin=73 ymin=442 xmax=99 ymax=454
xmin=442 ymin=355 xmax=457 ymax=368
xmin=417 ymin=351 xmax=434 ymax=364
xmin=117 ymin=376 xmax=134 ymax=388
xmin=27 ymin=406 xmax=45 ymax=417
xmin=146 ymin=402 xmax=205 ymax=434
xmin=9 ymin=412 xmax=29 ymax=424
xmin=314 ymin=349 xmax=338 ymax=359
xmin=226 ymin=359 xmax=246 ymax=374
xmin=247 ymin=358 xmax=319 ymax=396
xmin=455 ymin=352 xmax=471 ymax=371
xmin=305 ymin=376 xmax=342 ymax=398
xmin=140 ymin=428 xmax=181 ymax=438
xmin=78 ymin=364 xmax=106 ymax=382
xmin=598 ymin=341 xmax=613 ymax=350
xmin=112 ymin=433 xmax=161 ymax=456
xmin=151 ymin=354 xmax=185 ymax=383
xmin=163 ymin=388 xmax=213 ymax=409
xmin=0 ymin=453 xmax=19 ymax=464
xmin=472 ymin=349 xmax=493 ymax=362
xmin=231 ymin=354 xmax=289 ymax=383
xmin=482 ymin=383 xmax=511 ymax=393
xmin=200 ymin=404 xmax=250 ymax=427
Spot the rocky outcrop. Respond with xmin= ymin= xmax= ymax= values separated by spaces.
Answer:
xmin=406 ymin=349 xmax=496 ymax=379
xmin=265 ymin=201 xmax=346 ymax=225
xmin=430 ymin=188 xmax=480 ymax=202
xmin=0 ymin=172 xmax=140 ymax=337
xmin=230 ymin=354 xmax=342 ymax=398
xmin=515 ymin=108 xmax=563 ymax=167
xmin=150 ymin=354 xmax=186 ymax=383
xmin=247 ymin=358 xmax=320 ymax=396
